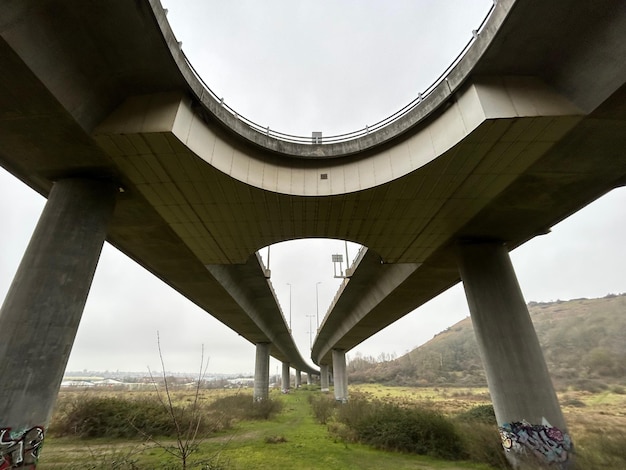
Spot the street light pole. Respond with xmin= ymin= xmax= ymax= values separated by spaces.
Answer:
xmin=315 ymin=281 xmax=321 ymax=330
xmin=306 ymin=314 xmax=315 ymax=349
xmin=286 ymin=283 xmax=292 ymax=332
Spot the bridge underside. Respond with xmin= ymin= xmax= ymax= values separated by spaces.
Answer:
xmin=1 ymin=1 xmax=625 ymax=467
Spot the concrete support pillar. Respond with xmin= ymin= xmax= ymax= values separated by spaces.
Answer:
xmin=306 ymin=373 xmax=312 ymax=385
xmin=0 ymin=178 xmax=116 ymax=465
xmin=281 ymin=362 xmax=290 ymax=393
xmin=332 ymin=349 xmax=348 ymax=403
xmin=253 ymin=343 xmax=270 ymax=401
xmin=457 ymin=242 xmax=572 ymax=469
xmin=320 ymin=364 xmax=330 ymax=392
xmin=295 ymin=370 xmax=302 ymax=388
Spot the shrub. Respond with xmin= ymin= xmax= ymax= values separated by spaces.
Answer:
xmin=327 ymin=421 xmax=359 ymax=444
xmin=50 ymin=394 xmax=226 ymax=439
xmin=456 ymin=404 xmax=497 ymax=424
xmin=331 ymin=395 xmax=464 ymax=460
xmin=354 ymin=404 xmax=463 ymax=459
xmin=454 ymin=421 xmax=510 ymax=469
xmin=248 ymin=398 xmax=283 ymax=420
xmin=574 ymin=379 xmax=609 ymax=393
xmin=50 ymin=396 xmax=170 ymax=438
xmin=207 ymin=394 xmax=282 ymax=421
xmin=334 ymin=393 xmax=374 ymax=429
xmin=308 ymin=394 xmax=337 ymax=424
xmin=562 ymin=398 xmax=587 ymax=408
xmin=264 ymin=435 xmax=287 ymax=444
xmin=575 ymin=429 xmax=626 ymax=469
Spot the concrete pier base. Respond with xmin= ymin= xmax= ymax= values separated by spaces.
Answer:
xmin=320 ymin=364 xmax=330 ymax=392
xmin=253 ymin=343 xmax=270 ymax=401
xmin=458 ymin=242 xmax=572 ymax=469
xmin=281 ymin=362 xmax=290 ymax=393
xmin=332 ymin=349 xmax=348 ymax=402
xmin=0 ymin=178 xmax=116 ymax=463
xmin=295 ymin=370 xmax=302 ymax=388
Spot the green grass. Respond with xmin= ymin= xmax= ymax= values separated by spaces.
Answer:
xmin=39 ymin=388 xmax=496 ymax=469
xmin=192 ymin=390 xmax=494 ymax=470
xmin=40 ymin=384 xmax=626 ymax=469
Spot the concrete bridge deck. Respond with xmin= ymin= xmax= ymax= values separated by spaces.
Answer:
xmin=2 ymin=1 xmax=626 ymax=466
xmin=1 ymin=0 xmax=626 ymax=373
xmin=309 ymin=0 xmax=626 ymax=364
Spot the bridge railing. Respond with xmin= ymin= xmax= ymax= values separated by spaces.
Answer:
xmin=182 ymin=2 xmax=497 ymax=145
xmin=317 ymin=244 xmax=368 ymax=333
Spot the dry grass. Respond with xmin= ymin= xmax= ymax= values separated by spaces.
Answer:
xmin=42 ymin=384 xmax=626 ymax=469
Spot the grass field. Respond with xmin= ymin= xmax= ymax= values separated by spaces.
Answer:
xmin=37 ymin=384 xmax=626 ymax=469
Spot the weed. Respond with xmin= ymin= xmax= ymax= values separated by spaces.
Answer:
xmin=574 ymin=428 xmax=626 ymax=469
xmin=264 ymin=435 xmax=287 ymax=444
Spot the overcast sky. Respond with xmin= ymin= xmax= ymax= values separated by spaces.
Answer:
xmin=1 ymin=1 xmax=625 ymax=376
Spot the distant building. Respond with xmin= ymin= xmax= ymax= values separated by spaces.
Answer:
xmin=60 ymin=380 xmax=94 ymax=388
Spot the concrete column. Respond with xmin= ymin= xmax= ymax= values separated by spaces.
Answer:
xmin=320 ymin=364 xmax=330 ymax=392
xmin=281 ymin=362 xmax=291 ymax=392
xmin=332 ymin=349 xmax=348 ymax=402
xmin=458 ymin=242 xmax=572 ymax=469
xmin=306 ymin=373 xmax=312 ymax=385
xmin=253 ymin=343 xmax=271 ymax=401
xmin=295 ymin=370 xmax=302 ymax=388
xmin=0 ymin=178 xmax=116 ymax=463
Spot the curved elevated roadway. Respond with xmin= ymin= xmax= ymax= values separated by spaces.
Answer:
xmin=311 ymin=0 xmax=626 ymax=365
xmin=1 ymin=0 xmax=626 ymax=375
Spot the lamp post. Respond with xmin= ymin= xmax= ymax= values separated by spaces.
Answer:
xmin=286 ymin=283 xmax=292 ymax=332
xmin=315 ymin=281 xmax=321 ymax=330
xmin=306 ymin=314 xmax=315 ymax=349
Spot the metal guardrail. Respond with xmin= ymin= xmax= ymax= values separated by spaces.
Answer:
xmin=182 ymin=2 xmax=497 ymax=145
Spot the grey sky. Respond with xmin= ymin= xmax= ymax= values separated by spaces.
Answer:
xmin=1 ymin=1 xmax=624 ymax=375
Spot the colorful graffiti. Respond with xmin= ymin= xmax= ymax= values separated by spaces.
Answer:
xmin=499 ymin=420 xmax=571 ymax=465
xmin=0 ymin=427 xmax=44 ymax=469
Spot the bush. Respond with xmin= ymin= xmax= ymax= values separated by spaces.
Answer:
xmin=575 ymin=429 xmax=626 ymax=469
xmin=455 ymin=421 xmax=510 ymax=469
xmin=456 ymin=404 xmax=497 ymax=424
xmin=207 ymin=394 xmax=282 ymax=421
xmin=308 ymin=394 xmax=337 ymax=424
xmin=330 ymin=395 xmax=464 ymax=460
xmin=334 ymin=393 xmax=374 ymax=429
xmin=562 ymin=398 xmax=587 ymax=408
xmin=354 ymin=404 xmax=463 ymax=459
xmin=50 ymin=396 xmax=170 ymax=438
xmin=50 ymin=394 xmax=227 ymax=439
xmin=327 ymin=421 xmax=359 ymax=444
xmin=574 ymin=379 xmax=609 ymax=393
xmin=264 ymin=435 xmax=287 ymax=444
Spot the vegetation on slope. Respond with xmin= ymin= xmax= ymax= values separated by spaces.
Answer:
xmin=348 ymin=294 xmax=626 ymax=389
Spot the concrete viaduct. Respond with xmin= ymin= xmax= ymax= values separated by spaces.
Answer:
xmin=1 ymin=0 xmax=626 ymax=467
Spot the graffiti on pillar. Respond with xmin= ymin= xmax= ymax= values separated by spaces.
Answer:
xmin=0 ymin=427 xmax=44 ymax=469
xmin=499 ymin=420 xmax=571 ymax=464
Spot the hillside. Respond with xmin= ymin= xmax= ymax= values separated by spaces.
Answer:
xmin=348 ymin=294 xmax=626 ymax=389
